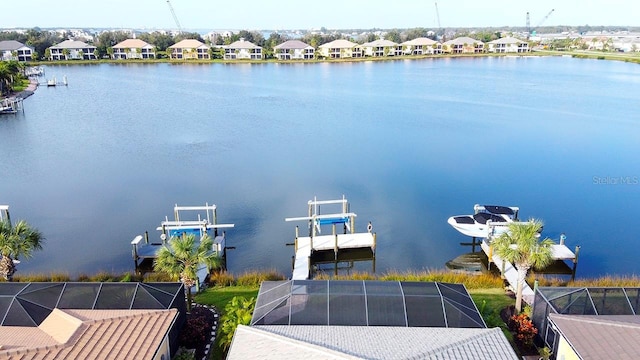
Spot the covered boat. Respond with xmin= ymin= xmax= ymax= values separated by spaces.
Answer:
xmin=447 ymin=205 xmax=519 ymax=238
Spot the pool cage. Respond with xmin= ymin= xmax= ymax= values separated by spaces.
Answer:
xmin=251 ymin=280 xmax=487 ymax=328
xmin=532 ymin=287 xmax=640 ymax=350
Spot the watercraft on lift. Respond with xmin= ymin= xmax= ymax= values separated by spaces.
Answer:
xmin=447 ymin=205 xmax=519 ymax=238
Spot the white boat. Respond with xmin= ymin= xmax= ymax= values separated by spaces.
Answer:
xmin=447 ymin=205 xmax=519 ymax=238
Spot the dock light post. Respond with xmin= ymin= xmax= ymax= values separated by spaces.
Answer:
xmin=560 ymin=233 xmax=566 ymax=245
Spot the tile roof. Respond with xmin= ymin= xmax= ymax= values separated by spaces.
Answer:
xmin=319 ymin=39 xmax=359 ymax=49
xmin=227 ymin=39 xmax=262 ymax=49
xmin=361 ymin=39 xmax=398 ymax=47
xmin=169 ymin=39 xmax=209 ymax=49
xmin=444 ymin=37 xmax=484 ymax=45
xmin=0 ymin=308 xmax=178 ymax=360
xmin=0 ymin=40 xmax=31 ymax=51
xmin=50 ymin=40 xmax=96 ymax=49
xmin=489 ymin=37 xmax=526 ymax=45
xmin=228 ymin=325 xmax=518 ymax=360
xmin=273 ymin=40 xmax=313 ymax=50
xmin=112 ymin=39 xmax=155 ymax=49
xmin=549 ymin=314 xmax=640 ymax=359
xmin=402 ymin=37 xmax=438 ymax=46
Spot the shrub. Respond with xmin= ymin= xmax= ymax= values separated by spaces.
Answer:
xmin=209 ymin=271 xmax=235 ymax=287
xmin=509 ymin=313 xmax=538 ymax=349
xmin=178 ymin=306 xmax=216 ymax=358
xmin=219 ymin=296 xmax=256 ymax=350
xmin=235 ymin=270 xmax=285 ymax=287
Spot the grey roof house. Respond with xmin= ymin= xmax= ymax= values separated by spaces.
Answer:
xmin=0 ymin=40 xmax=34 ymax=61
xmin=227 ymin=280 xmax=518 ymax=359
xmin=48 ymin=40 xmax=97 ymax=60
xmin=273 ymin=40 xmax=314 ymax=60
xmin=224 ymin=38 xmax=263 ymax=60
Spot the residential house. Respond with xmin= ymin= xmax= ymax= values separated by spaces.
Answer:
xmin=547 ymin=314 xmax=640 ymax=359
xmin=227 ymin=280 xmax=519 ymax=359
xmin=0 ymin=40 xmax=34 ymax=61
xmin=488 ymin=37 xmax=529 ymax=53
xmin=401 ymin=37 xmax=441 ymax=55
xmin=532 ymin=286 xmax=640 ymax=359
xmin=443 ymin=37 xmax=485 ymax=54
xmin=0 ymin=282 xmax=186 ymax=359
xmin=224 ymin=38 xmax=263 ymax=60
xmin=48 ymin=40 xmax=97 ymax=60
xmin=318 ymin=39 xmax=362 ymax=59
xmin=273 ymin=40 xmax=314 ymax=60
xmin=168 ymin=39 xmax=211 ymax=60
xmin=112 ymin=38 xmax=156 ymax=59
xmin=361 ymin=39 xmax=403 ymax=57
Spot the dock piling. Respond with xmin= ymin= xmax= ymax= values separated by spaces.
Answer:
xmin=572 ymin=245 xmax=580 ymax=281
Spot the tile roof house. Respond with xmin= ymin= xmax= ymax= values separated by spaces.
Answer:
xmin=318 ymin=40 xmax=362 ymax=59
xmin=224 ymin=38 xmax=263 ymax=60
xmin=0 ymin=40 xmax=34 ymax=61
xmin=112 ymin=38 xmax=156 ymax=59
xmin=361 ymin=39 xmax=402 ymax=57
xmin=488 ymin=37 xmax=530 ymax=53
xmin=273 ymin=40 xmax=314 ymax=60
xmin=443 ymin=37 xmax=485 ymax=54
xmin=547 ymin=314 xmax=640 ymax=360
xmin=0 ymin=282 xmax=187 ymax=359
xmin=227 ymin=280 xmax=518 ymax=359
xmin=48 ymin=40 xmax=98 ymax=60
xmin=168 ymin=39 xmax=211 ymax=60
xmin=228 ymin=325 xmax=518 ymax=359
xmin=0 ymin=308 xmax=178 ymax=360
xmin=401 ymin=37 xmax=441 ymax=55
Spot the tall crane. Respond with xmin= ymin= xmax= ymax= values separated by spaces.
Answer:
xmin=527 ymin=9 xmax=555 ymax=38
xmin=166 ymin=0 xmax=183 ymax=34
xmin=435 ymin=2 xmax=444 ymax=41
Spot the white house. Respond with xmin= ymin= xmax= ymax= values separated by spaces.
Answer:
xmin=361 ymin=39 xmax=402 ymax=57
xmin=401 ymin=37 xmax=441 ymax=55
xmin=273 ymin=40 xmax=314 ymax=60
xmin=318 ymin=39 xmax=362 ymax=59
xmin=0 ymin=40 xmax=34 ymax=61
xmin=224 ymin=38 xmax=263 ymax=60
xmin=168 ymin=39 xmax=211 ymax=60
xmin=488 ymin=37 xmax=529 ymax=53
xmin=112 ymin=39 xmax=156 ymax=59
xmin=48 ymin=40 xmax=97 ymax=60
xmin=443 ymin=37 xmax=484 ymax=54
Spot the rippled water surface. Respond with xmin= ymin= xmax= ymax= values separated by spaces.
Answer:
xmin=1 ymin=57 xmax=639 ymax=278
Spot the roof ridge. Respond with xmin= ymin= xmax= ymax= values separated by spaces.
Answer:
xmin=555 ymin=315 xmax=640 ymax=329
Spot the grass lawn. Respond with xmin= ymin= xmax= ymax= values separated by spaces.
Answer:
xmin=469 ymin=288 xmax=520 ymax=354
xmin=194 ymin=285 xmax=259 ymax=312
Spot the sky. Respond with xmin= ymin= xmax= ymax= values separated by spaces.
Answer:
xmin=3 ymin=0 xmax=639 ymax=31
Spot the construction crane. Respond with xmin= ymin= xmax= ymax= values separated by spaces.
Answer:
xmin=435 ymin=2 xmax=444 ymax=41
xmin=527 ymin=9 xmax=555 ymax=39
xmin=166 ymin=0 xmax=183 ymax=34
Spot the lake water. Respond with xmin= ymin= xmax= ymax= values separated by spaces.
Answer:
xmin=1 ymin=56 xmax=639 ymax=279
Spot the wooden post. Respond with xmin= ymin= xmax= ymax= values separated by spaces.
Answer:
xmin=214 ymin=207 xmax=218 ymax=237
xmin=144 ymin=231 xmax=149 ymax=244
xmin=373 ymin=233 xmax=377 ymax=254
xmin=572 ymin=245 xmax=580 ymax=281
xmin=295 ymin=226 xmax=299 ymax=252
xmin=488 ymin=244 xmax=493 ymax=271
xmin=333 ymin=224 xmax=338 ymax=260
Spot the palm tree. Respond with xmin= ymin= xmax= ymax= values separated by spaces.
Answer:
xmin=0 ymin=220 xmax=44 ymax=281
xmin=154 ymin=233 xmax=221 ymax=311
xmin=492 ymin=219 xmax=553 ymax=313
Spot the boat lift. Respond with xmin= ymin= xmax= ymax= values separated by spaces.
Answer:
xmin=0 ymin=205 xmax=10 ymax=225
xmin=285 ymin=196 xmax=376 ymax=280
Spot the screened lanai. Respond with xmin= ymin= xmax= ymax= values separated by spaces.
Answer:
xmin=532 ymin=287 xmax=640 ymax=347
xmin=251 ymin=280 xmax=486 ymax=328
xmin=0 ymin=282 xmax=186 ymax=326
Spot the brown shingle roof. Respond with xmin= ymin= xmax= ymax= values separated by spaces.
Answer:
xmin=0 ymin=309 xmax=178 ymax=360
xmin=549 ymin=314 xmax=640 ymax=359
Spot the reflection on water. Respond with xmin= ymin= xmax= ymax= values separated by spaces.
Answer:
xmin=0 ymin=57 xmax=639 ymax=278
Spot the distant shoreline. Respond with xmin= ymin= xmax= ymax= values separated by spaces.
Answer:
xmin=25 ymin=50 xmax=640 ymax=66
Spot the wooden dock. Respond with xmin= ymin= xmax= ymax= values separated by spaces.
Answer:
xmin=0 ymin=98 xmax=24 ymax=115
xmin=130 ymin=203 xmax=234 ymax=288
xmin=286 ymin=196 xmax=376 ymax=280
xmin=481 ymin=234 xmax=579 ymax=305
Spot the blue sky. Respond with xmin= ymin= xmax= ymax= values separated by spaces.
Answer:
xmin=3 ymin=0 xmax=639 ymax=30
